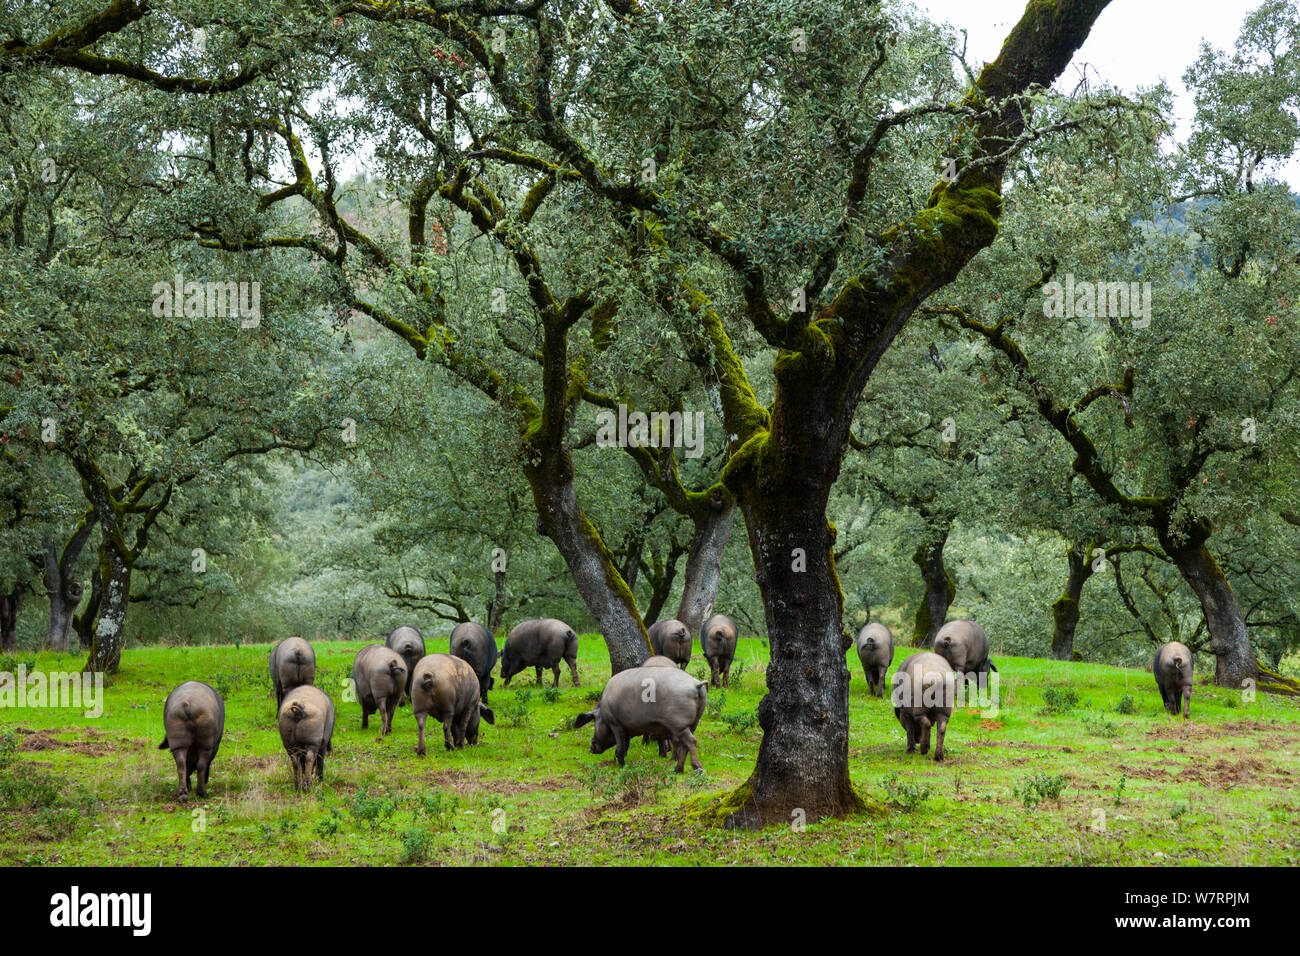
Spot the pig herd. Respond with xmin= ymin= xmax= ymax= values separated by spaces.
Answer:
xmin=156 ymin=611 xmax=1193 ymax=799
xmin=157 ymin=613 xmax=730 ymax=799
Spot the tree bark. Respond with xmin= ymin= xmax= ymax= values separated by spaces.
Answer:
xmin=74 ymin=566 xmax=101 ymax=651
xmin=42 ymin=518 xmax=95 ymax=651
xmin=724 ymin=471 xmax=859 ymax=829
xmin=526 ymin=453 xmax=649 ymax=674
xmin=1050 ymin=543 xmax=1094 ymax=660
xmin=85 ymin=544 xmax=131 ymax=674
xmin=1158 ymin=524 xmax=1256 ymax=689
xmin=45 ymin=578 xmax=82 ymax=652
xmin=676 ymin=489 xmax=735 ymax=638
xmin=0 ymin=584 xmax=22 ymax=654
xmin=487 ymin=566 xmax=507 ymax=632
xmin=72 ymin=453 xmax=169 ymax=675
xmin=910 ymin=524 xmax=954 ymax=647
xmin=619 ymin=504 xmax=654 ymax=595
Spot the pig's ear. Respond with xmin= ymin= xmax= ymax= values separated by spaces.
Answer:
xmin=574 ymin=709 xmax=597 ymax=728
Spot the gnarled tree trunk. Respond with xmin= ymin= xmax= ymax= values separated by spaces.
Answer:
xmin=526 ymin=450 xmax=649 ymax=674
xmin=676 ymin=489 xmax=735 ymax=638
xmin=42 ymin=518 xmax=95 ymax=652
xmin=1050 ymin=542 xmax=1093 ymax=660
xmin=0 ymin=584 xmax=22 ymax=654
xmin=1158 ymin=524 xmax=1257 ymax=689
xmin=725 ymin=483 xmax=858 ymax=829
xmin=74 ymin=567 xmax=101 ymax=651
xmin=85 ymin=545 xmax=131 ymax=674
xmin=911 ymin=523 xmax=954 ymax=647
xmin=487 ymin=566 xmax=507 ymax=632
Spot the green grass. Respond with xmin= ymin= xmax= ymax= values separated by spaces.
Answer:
xmin=1 ymin=638 xmax=1298 ymax=866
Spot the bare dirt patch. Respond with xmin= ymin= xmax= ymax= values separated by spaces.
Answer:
xmin=1176 ymin=755 xmax=1288 ymax=789
xmin=969 ymin=740 xmax=1078 ymax=753
xmin=417 ymin=768 xmax=575 ymax=797
xmin=1146 ymin=719 xmax=1291 ymax=742
xmin=15 ymin=730 xmax=112 ymax=757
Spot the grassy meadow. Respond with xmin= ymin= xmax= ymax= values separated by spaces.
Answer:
xmin=1 ymin=636 xmax=1297 ymax=866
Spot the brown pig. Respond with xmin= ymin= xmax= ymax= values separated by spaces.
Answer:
xmin=1153 ymin=640 xmax=1193 ymax=719
xmin=411 ymin=653 xmax=495 ymax=754
xmin=648 ymin=618 xmax=692 ymax=669
xmin=352 ymin=644 xmax=408 ymax=736
xmin=500 ymin=618 xmax=579 ymax=688
xmin=158 ymin=681 xmax=225 ymax=801
xmin=277 ymin=685 xmax=335 ymax=792
xmin=856 ymin=622 xmax=894 ymax=697
xmin=385 ymin=625 xmax=426 ymax=699
xmin=891 ymin=652 xmax=955 ymax=761
xmin=932 ymin=619 xmax=996 ymax=682
xmin=575 ymin=665 xmax=707 ymax=772
xmin=450 ymin=621 xmax=499 ymax=703
xmin=269 ymin=636 xmax=316 ymax=709
xmin=700 ymin=613 xmax=738 ymax=688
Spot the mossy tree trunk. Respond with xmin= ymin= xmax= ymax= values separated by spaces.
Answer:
xmin=676 ymin=490 xmax=735 ymax=637
xmin=1050 ymin=542 xmax=1093 ymax=660
xmin=1157 ymin=521 xmax=1258 ymax=689
xmin=85 ymin=544 xmax=132 ymax=675
xmin=522 ymin=321 xmax=651 ymax=676
xmin=487 ymin=566 xmax=507 ymax=632
xmin=41 ymin=517 xmax=95 ymax=652
xmin=911 ymin=522 xmax=955 ymax=647
xmin=0 ymin=585 xmax=22 ymax=654
xmin=74 ymin=567 xmax=101 ymax=651
xmin=724 ymin=401 xmax=860 ymax=828
xmin=71 ymin=450 xmax=172 ymax=675
xmin=526 ymin=450 xmax=650 ymax=673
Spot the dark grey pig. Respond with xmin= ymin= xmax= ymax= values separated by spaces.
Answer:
xmin=450 ymin=621 xmax=499 ymax=703
xmin=500 ymin=618 xmax=579 ymax=688
xmin=700 ymin=613 xmax=738 ymax=688
xmin=352 ymin=644 xmax=408 ymax=736
xmin=648 ymin=618 xmax=692 ymax=668
xmin=158 ymin=681 xmax=225 ymax=801
xmin=640 ymin=655 xmax=681 ymax=752
xmin=269 ymin=636 xmax=316 ymax=708
xmin=277 ymin=684 xmax=335 ymax=792
xmin=385 ymin=625 xmax=426 ymax=699
xmin=891 ymin=652 xmax=955 ymax=761
xmin=932 ymin=619 xmax=996 ymax=681
xmin=411 ymin=653 xmax=495 ymax=754
xmin=575 ymin=665 xmax=707 ymax=772
xmin=856 ymin=622 xmax=894 ymax=697
xmin=1153 ymin=640 xmax=1193 ymax=719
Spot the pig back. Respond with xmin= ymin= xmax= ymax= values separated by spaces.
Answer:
xmin=163 ymin=681 xmax=226 ymax=751
xmin=600 ymin=666 xmax=707 ymax=735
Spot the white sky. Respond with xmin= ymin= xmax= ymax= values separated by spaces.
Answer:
xmin=912 ymin=0 xmax=1300 ymax=188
